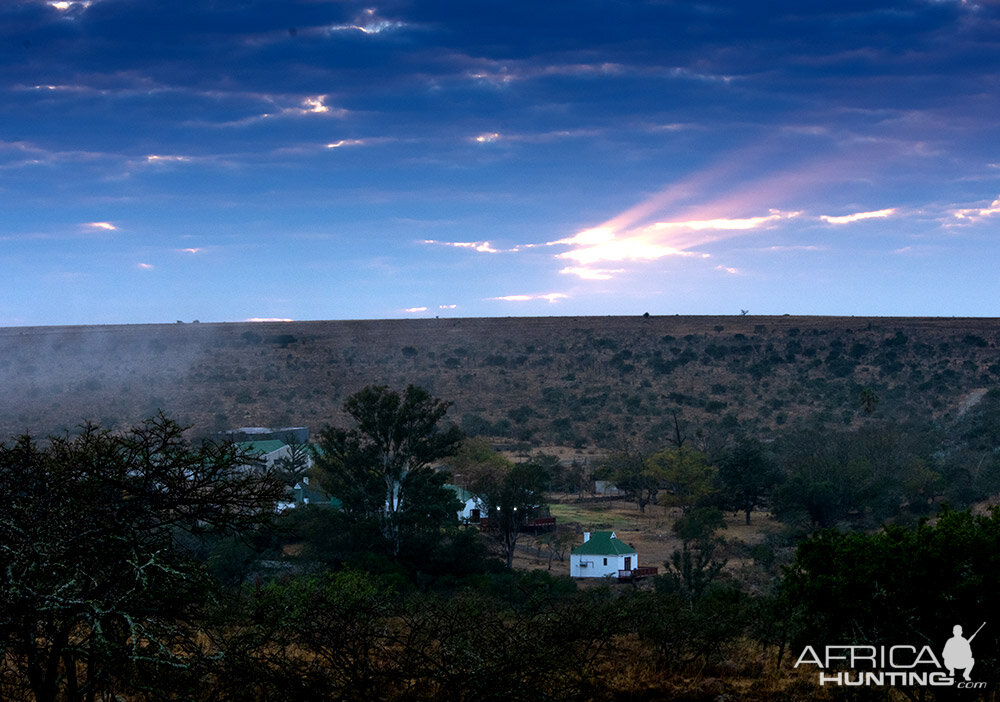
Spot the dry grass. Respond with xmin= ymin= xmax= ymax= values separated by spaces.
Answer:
xmin=2 ymin=314 xmax=997 ymax=443
xmin=521 ymin=496 xmax=788 ymax=582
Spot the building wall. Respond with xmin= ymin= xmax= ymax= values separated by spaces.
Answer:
xmin=570 ymin=552 xmax=634 ymax=578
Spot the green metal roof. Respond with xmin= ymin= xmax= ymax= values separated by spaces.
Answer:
xmin=571 ymin=531 xmax=636 ymax=556
xmin=235 ymin=439 xmax=287 ymax=456
xmin=445 ymin=484 xmax=475 ymax=503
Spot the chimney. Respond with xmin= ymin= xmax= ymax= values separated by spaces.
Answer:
xmin=583 ymin=532 xmax=590 ymax=542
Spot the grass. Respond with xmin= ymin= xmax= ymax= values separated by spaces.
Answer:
xmin=548 ymin=500 xmax=665 ymax=531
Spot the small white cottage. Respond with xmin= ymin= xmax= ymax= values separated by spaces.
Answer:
xmin=570 ymin=531 xmax=637 ymax=578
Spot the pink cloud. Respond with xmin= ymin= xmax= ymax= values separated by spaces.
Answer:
xmin=552 ymin=211 xmax=797 ymax=270
xmin=951 ymin=197 xmax=1000 ymax=221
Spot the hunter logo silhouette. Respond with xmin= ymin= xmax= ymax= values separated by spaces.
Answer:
xmin=943 ymin=622 xmax=985 ymax=681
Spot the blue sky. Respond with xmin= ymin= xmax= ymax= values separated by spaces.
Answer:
xmin=3 ymin=0 xmax=999 ymax=325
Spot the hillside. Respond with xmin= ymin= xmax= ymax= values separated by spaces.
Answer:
xmin=1 ymin=315 xmax=998 ymax=446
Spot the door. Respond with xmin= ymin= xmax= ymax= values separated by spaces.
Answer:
xmin=624 ymin=556 xmax=632 ymax=571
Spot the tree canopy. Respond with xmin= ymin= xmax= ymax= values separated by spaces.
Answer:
xmin=0 ymin=415 xmax=283 ymax=702
xmin=311 ymin=385 xmax=464 ymax=560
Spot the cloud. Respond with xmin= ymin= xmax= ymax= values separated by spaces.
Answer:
xmin=551 ymin=211 xmax=796 ymax=268
xmin=136 ymin=262 xmax=153 ymax=270
xmin=469 ymin=128 xmax=603 ymax=145
xmin=324 ymin=8 xmax=408 ymax=36
xmin=47 ymin=1 xmax=92 ymax=15
xmin=422 ymin=239 xmax=513 ymax=253
xmin=559 ymin=266 xmax=624 ymax=280
xmin=715 ymin=265 xmax=740 ymax=275
xmin=178 ymin=248 xmax=202 ymax=254
xmin=326 ymin=139 xmax=367 ymax=149
xmin=820 ymin=208 xmax=896 ymax=224
xmin=85 ymin=222 xmax=117 ymax=231
xmin=210 ymin=95 xmax=348 ymax=127
xmin=439 ymin=304 xmax=458 ymax=309
xmin=145 ymin=154 xmax=192 ymax=164
xmin=951 ymin=197 xmax=1000 ymax=221
xmin=764 ymin=245 xmax=825 ymax=252
xmin=490 ymin=293 xmax=568 ymax=304
xmin=404 ymin=306 xmax=429 ymax=313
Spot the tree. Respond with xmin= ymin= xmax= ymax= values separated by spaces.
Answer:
xmin=470 ymin=459 xmax=549 ymax=568
xmin=783 ymin=507 xmax=1000 ymax=670
xmin=661 ymin=540 xmax=729 ymax=604
xmin=448 ymin=436 xmax=513 ymax=491
xmin=273 ymin=441 xmax=311 ymax=486
xmin=648 ymin=446 xmax=717 ymax=513
xmin=0 ymin=415 xmax=284 ymax=702
xmin=771 ymin=425 xmax=940 ymax=528
xmin=311 ymin=385 xmax=463 ymax=559
xmin=234 ymin=570 xmax=404 ymax=700
xmin=715 ymin=437 xmax=780 ymax=524
xmin=538 ymin=527 xmax=577 ymax=570
xmin=858 ymin=386 xmax=880 ymax=415
xmin=595 ymin=451 xmax=659 ymax=513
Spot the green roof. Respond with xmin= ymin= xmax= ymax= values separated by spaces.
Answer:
xmin=445 ymin=484 xmax=475 ymax=503
xmin=571 ymin=531 xmax=636 ymax=556
xmin=235 ymin=440 xmax=287 ymax=456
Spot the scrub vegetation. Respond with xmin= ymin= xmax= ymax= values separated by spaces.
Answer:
xmin=3 ymin=316 xmax=1000 ymax=699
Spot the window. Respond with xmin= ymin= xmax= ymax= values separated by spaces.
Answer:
xmin=603 ymin=558 xmax=607 ymax=566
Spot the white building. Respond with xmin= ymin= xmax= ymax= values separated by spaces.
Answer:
xmin=570 ymin=530 xmax=638 ymax=578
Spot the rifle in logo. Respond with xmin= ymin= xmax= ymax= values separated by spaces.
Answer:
xmin=943 ymin=622 xmax=985 ymax=682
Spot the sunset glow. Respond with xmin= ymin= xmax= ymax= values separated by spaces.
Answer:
xmin=3 ymin=1 xmax=999 ymax=324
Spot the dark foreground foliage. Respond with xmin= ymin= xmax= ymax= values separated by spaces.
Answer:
xmin=4 ymin=407 xmax=1000 ymax=700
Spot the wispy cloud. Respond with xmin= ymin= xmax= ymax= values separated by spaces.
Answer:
xmin=85 ymin=222 xmax=117 ymax=231
xmin=423 ymin=239 xmax=516 ymax=254
xmin=469 ymin=128 xmax=602 ymax=145
xmin=404 ymin=306 xmax=429 ymax=313
xmin=558 ymin=266 xmax=625 ymax=280
xmin=820 ymin=208 xmax=896 ymax=224
xmin=178 ymin=248 xmax=202 ymax=254
xmin=145 ymin=154 xmax=192 ymax=164
xmin=210 ymin=95 xmax=348 ymax=128
xmin=490 ymin=293 xmax=568 ymax=303
xmin=951 ymin=197 xmax=1000 ymax=221
xmin=462 ymin=57 xmax=733 ymax=89
xmin=136 ymin=262 xmax=153 ymax=270
xmin=326 ymin=139 xmax=367 ymax=149
xmin=324 ymin=8 xmax=409 ymax=36
xmin=764 ymin=245 xmax=826 ymax=252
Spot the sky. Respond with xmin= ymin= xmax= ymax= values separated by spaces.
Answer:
xmin=3 ymin=0 xmax=1000 ymax=325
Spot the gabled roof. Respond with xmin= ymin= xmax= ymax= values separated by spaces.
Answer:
xmin=236 ymin=439 xmax=287 ymax=456
xmin=571 ymin=530 xmax=637 ymax=556
xmin=445 ymin=484 xmax=476 ymax=503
